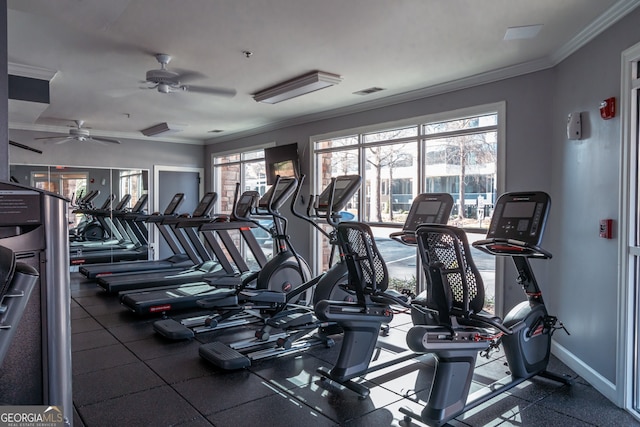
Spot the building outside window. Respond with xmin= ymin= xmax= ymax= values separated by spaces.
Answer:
xmin=313 ymin=105 xmax=501 ymax=312
xmin=212 ymin=149 xmax=272 ymax=265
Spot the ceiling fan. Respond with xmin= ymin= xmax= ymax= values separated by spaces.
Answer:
xmin=143 ymin=53 xmax=237 ymax=97
xmin=9 ymin=140 xmax=42 ymax=154
xmin=34 ymin=120 xmax=121 ymax=144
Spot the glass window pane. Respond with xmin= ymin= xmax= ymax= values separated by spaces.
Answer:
xmin=363 ymin=142 xmax=417 ymax=224
xmin=370 ymin=225 xmax=417 ymax=293
xmin=315 ymin=135 xmax=358 ymax=150
xmin=424 ymin=132 xmax=497 ymax=229
xmin=243 ymin=160 xmax=267 ymax=194
xmin=424 ymin=114 xmax=497 ymax=134
xmin=242 ymin=150 xmax=265 ymax=161
xmin=216 ymin=163 xmax=240 ymax=215
xmin=363 ymin=126 xmax=417 ymax=143
xmin=316 ymin=149 xmax=360 ymax=219
xmin=214 ymin=153 xmax=241 ymax=164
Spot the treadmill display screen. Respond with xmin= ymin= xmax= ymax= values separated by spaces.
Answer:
xmin=192 ymin=193 xmax=217 ymax=217
xmin=164 ymin=194 xmax=185 ymax=215
xmin=502 ymin=202 xmax=536 ymax=218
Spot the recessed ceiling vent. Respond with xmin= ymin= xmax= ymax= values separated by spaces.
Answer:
xmin=353 ymin=87 xmax=386 ymax=96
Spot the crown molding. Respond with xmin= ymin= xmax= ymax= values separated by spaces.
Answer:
xmin=206 ymin=56 xmax=555 ymax=145
xmin=207 ymin=1 xmax=640 ymax=146
xmin=549 ymin=0 xmax=640 ymax=64
xmin=9 ymin=122 xmax=205 ymax=145
xmin=8 ymin=62 xmax=58 ymax=81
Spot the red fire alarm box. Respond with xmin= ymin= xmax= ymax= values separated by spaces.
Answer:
xmin=599 ymin=219 xmax=613 ymax=239
xmin=600 ymin=97 xmax=616 ymax=120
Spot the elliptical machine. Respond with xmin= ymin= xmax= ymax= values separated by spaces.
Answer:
xmin=400 ymin=191 xmax=571 ymax=426
xmin=196 ymin=174 xmax=362 ymax=369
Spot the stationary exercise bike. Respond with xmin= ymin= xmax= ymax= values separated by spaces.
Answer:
xmin=400 ymin=191 xmax=571 ymax=426
xmin=313 ymin=193 xmax=454 ymax=397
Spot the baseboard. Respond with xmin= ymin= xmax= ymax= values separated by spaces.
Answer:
xmin=551 ymin=340 xmax=620 ymax=405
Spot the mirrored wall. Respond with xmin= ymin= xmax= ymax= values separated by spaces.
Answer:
xmin=10 ymin=164 xmax=150 ymax=265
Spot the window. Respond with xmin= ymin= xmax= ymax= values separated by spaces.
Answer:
xmin=213 ymin=150 xmax=267 ymax=214
xmin=313 ymin=104 xmax=503 ymax=312
xmin=212 ymin=148 xmax=271 ymax=265
xmin=119 ymin=169 xmax=145 ymax=208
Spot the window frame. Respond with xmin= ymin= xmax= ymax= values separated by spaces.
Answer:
xmin=311 ymin=102 xmax=505 ymax=302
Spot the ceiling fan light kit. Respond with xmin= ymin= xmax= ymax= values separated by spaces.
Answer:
xmin=252 ymin=71 xmax=342 ymax=104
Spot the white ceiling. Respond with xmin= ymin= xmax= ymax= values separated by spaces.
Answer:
xmin=7 ymin=0 xmax=640 ymax=145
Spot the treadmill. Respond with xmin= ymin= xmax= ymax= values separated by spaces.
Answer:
xmin=113 ymin=193 xmax=149 ymax=248
xmin=70 ymin=195 xmax=154 ymax=265
xmin=96 ymin=192 xmax=234 ymax=293
xmin=120 ymin=180 xmax=297 ymax=315
xmin=79 ymin=193 xmax=192 ymax=279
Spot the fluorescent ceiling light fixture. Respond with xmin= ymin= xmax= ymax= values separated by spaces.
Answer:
xmin=140 ymin=122 xmax=185 ymax=136
xmin=253 ymin=71 xmax=342 ymax=104
xmin=504 ymin=24 xmax=543 ymax=40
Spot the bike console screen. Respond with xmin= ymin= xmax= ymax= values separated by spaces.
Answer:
xmin=403 ymin=193 xmax=454 ymax=232
xmin=390 ymin=193 xmax=453 ymax=245
xmin=486 ymin=191 xmax=550 ymax=246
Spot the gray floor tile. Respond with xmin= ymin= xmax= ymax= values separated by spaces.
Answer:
xmin=207 ymin=392 xmax=336 ymax=427
xmin=73 ymin=361 xmax=165 ymax=406
xmin=71 ymin=329 xmax=119 ymax=352
xmin=77 ymin=386 xmax=202 ymax=427
xmin=72 ymin=343 xmax=139 ymax=375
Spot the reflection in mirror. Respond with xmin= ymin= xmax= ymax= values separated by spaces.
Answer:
xmin=9 ymin=165 xmax=150 ymax=266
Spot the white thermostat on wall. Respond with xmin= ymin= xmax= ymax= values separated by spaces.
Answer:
xmin=567 ymin=112 xmax=582 ymax=140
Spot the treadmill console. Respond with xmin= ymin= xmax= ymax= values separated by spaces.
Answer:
xmin=130 ymin=194 xmax=148 ymax=213
xmin=191 ymin=192 xmax=218 ymax=218
xmin=234 ymin=191 xmax=260 ymax=219
xmin=163 ymin=193 xmax=185 ymax=215
xmin=486 ymin=191 xmax=550 ymax=246
xmin=258 ymin=177 xmax=297 ymax=210
xmin=390 ymin=193 xmax=454 ymax=245
xmin=114 ymin=194 xmax=131 ymax=211
xmin=316 ymin=175 xmax=361 ymax=215
xmin=99 ymin=194 xmax=116 ymax=210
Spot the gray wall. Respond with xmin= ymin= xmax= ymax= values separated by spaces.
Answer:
xmin=547 ymin=7 xmax=640 ymax=387
xmin=8 ymin=128 xmax=206 ymax=206
xmin=205 ymin=70 xmax=555 ymax=313
xmin=205 ymin=6 xmax=640 ymax=404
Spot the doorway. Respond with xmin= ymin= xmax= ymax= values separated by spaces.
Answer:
xmin=620 ymin=42 xmax=640 ymax=420
xmin=154 ymin=166 xmax=203 ymax=259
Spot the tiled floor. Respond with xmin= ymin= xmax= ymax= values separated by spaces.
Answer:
xmin=70 ymin=272 xmax=640 ymax=427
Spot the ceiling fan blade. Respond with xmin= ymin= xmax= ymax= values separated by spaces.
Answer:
xmin=90 ymin=136 xmax=121 ymax=144
xmin=9 ymin=140 xmax=43 ymax=154
xmin=174 ymin=69 xmax=207 ymax=83
xmin=54 ymin=138 xmax=74 ymax=145
xmin=34 ymin=135 xmax=67 ymax=141
xmin=183 ymin=85 xmax=237 ymax=98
